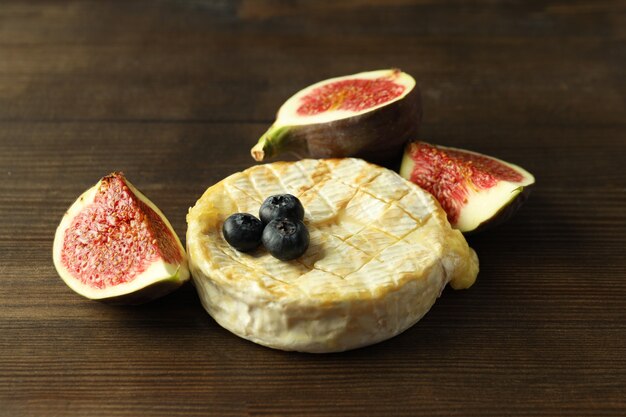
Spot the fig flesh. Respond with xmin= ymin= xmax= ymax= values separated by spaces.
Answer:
xmin=52 ymin=172 xmax=190 ymax=304
xmin=400 ymin=142 xmax=535 ymax=233
xmin=251 ymin=69 xmax=422 ymax=167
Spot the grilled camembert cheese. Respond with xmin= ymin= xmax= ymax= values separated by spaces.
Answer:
xmin=187 ymin=158 xmax=479 ymax=352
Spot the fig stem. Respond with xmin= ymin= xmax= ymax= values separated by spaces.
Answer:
xmin=251 ymin=124 xmax=292 ymax=162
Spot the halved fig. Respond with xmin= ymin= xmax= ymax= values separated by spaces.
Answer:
xmin=400 ymin=142 xmax=535 ymax=233
xmin=251 ymin=69 xmax=422 ymax=166
xmin=52 ymin=172 xmax=190 ymax=304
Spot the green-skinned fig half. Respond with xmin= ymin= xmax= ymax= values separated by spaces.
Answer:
xmin=52 ymin=172 xmax=190 ymax=304
xmin=400 ymin=142 xmax=535 ymax=233
xmin=251 ymin=69 xmax=422 ymax=167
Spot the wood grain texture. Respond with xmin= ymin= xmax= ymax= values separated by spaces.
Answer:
xmin=1 ymin=1 xmax=625 ymax=416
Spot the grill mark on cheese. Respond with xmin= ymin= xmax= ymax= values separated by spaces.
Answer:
xmin=225 ymin=183 xmax=262 ymax=215
xmin=291 ymin=161 xmax=318 ymax=195
xmin=267 ymin=165 xmax=300 ymax=197
xmin=214 ymin=239 xmax=300 ymax=290
xmin=248 ymin=166 xmax=283 ymax=199
xmin=310 ymin=160 xmax=332 ymax=184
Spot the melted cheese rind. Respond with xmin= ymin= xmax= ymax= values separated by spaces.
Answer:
xmin=187 ymin=158 xmax=479 ymax=353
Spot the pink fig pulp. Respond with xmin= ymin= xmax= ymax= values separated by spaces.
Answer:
xmin=400 ymin=142 xmax=535 ymax=233
xmin=52 ymin=172 xmax=190 ymax=304
xmin=251 ymin=69 xmax=422 ymax=167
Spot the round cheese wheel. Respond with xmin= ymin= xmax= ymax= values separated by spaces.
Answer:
xmin=187 ymin=158 xmax=478 ymax=353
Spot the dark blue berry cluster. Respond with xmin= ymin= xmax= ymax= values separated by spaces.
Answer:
xmin=222 ymin=194 xmax=309 ymax=261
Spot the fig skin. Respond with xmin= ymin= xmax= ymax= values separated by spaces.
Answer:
xmin=252 ymin=81 xmax=422 ymax=168
xmin=467 ymin=184 xmax=534 ymax=235
xmin=95 ymin=271 xmax=188 ymax=305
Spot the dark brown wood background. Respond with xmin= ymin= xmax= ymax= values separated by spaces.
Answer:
xmin=1 ymin=1 xmax=625 ymax=416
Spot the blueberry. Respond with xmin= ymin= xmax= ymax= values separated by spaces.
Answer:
xmin=222 ymin=213 xmax=263 ymax=252
xmin=262 ymin=218 xmax=309 ymax=261
xmin=259 ymin=194 xmax=305 ymax=225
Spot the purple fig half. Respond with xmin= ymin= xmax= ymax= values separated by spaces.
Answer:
xmin=251 ymin=69 xmax=422 ymax=167
xmin=399 ymin=142 xmax=535 ymax=233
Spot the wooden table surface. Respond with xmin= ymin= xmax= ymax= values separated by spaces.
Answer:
xmin=1 ymin=1 xmax=625 ymax=416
